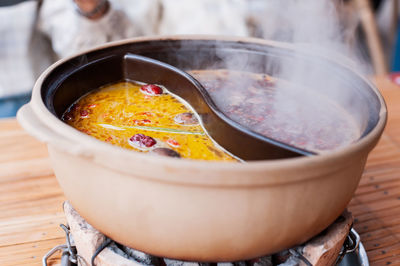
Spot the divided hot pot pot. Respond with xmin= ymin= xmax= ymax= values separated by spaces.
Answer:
xmin=17 ymin=36 xmax=386 ymax=262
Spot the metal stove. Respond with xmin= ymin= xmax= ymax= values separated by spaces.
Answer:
xmin=43 ymin=202 xmax=368 ymax=266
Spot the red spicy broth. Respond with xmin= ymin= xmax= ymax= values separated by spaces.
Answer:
xmin=189 ymin=69 xmax=360 ymax=153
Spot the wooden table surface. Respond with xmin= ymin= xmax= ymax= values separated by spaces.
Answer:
xmin=0 ymin=77 xmax=399 ymax=265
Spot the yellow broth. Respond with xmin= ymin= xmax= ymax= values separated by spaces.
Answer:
xmin=62 ymin=81 xmax=237 ymax=161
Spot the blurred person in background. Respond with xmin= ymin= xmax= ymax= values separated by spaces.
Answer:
xmin=0 ymin=0 xmax=250 ymax=118
xmin=0 ymin=0 xmax=392 ymax=118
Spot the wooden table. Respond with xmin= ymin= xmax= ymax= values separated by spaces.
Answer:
xmin=0 ymin=77 xmax=399 ymax=266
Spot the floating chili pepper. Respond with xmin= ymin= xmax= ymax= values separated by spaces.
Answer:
xmin=133 ymin=119 xmax=152 ymax=126
xmin=141 ymin=119 xmax=151 ymax=124
xmin=136 ymin=111 xmax=154 ymax=117
xmin=80 ymin=109 xmax=89 ymax=118
xmin=166 ymin=138 xmax=180 ymax=148
xmin=140 ymin=84 xmax=163 ymax=96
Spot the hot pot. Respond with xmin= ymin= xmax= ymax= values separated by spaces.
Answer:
xmin=17 ymin=36 xmax=386 ymax=262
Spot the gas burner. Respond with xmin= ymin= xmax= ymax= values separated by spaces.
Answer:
xmin=43 ymin=202 xmax=368 ymax=266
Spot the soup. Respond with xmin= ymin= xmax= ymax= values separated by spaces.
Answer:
xmin=62 ymin=81 xmax=238 ymax=161
xmin=189 ymin=69 xmax=359 ymax=153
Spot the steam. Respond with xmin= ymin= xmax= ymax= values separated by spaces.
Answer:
xmin=256 ymin=1 xmax=351 ymax=54
xmin=206 ymin=0 xmax=371 ymax=152
xmin=253 ymin=0 xmax=366 ymax=80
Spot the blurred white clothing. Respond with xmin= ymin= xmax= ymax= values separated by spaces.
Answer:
xmin=0 ymin=0 xmax=251 ymax=98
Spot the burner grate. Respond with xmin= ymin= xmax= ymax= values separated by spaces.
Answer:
xmin=43 ymin=202 xmax=363 ymax=266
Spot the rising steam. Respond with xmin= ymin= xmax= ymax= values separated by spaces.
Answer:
xmin=201 ymin=0 xmax=372 ymax=153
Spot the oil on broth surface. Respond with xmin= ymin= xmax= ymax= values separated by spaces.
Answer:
xmin=190 ymin=69 xmax=359 ymax=153
xmin=62 ymin=81 xmax=237 ymax=161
